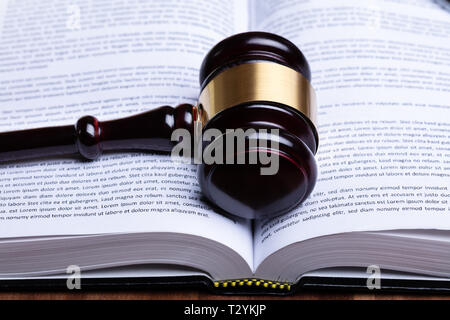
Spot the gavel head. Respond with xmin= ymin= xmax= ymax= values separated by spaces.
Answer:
xmin=194 ymin=32 xmax=318 ymax=220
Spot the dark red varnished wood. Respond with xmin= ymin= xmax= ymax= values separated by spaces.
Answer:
xmin=197 ymin=32 xmax=318 ymax=220
xmin=199 ymin=32 xmax=311 ymax=88
xmin=0 ymin=125 xmax=77 ymax=162
xmin=0 ymin=104 xmax=195 ymax=162
xmin=198 ymin=125 xmax=317 ymax=220
xmin=100 ymin=104 xmax=194 ymax=154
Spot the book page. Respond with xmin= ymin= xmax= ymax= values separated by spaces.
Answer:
xmin=0 ymin=0 xmax=254 ymax=266
xmin=251 ymin=0 xmax=450 ymax=267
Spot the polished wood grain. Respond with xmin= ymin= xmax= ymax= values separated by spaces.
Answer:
xmin=0 ymin=105 xmax=195 ymax=162
xmin=0 ymin=291 xmax=449 ymax=300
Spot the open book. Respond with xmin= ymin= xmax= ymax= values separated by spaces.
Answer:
xmin=1 ymin=0 xmax=450 ymax=294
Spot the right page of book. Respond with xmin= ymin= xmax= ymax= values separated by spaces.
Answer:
xmin=250 ymin=0 xmax=450 ymax=267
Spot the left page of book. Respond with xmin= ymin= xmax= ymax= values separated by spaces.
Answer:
xmin=0 ymin=0 xmax=254 ymax=268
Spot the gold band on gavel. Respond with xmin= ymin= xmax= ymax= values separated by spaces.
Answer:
xmin=197 ymin=62 xmax=317 ymax=126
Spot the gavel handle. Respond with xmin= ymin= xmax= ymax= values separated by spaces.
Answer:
xmin=0 ymin=104 xmax=194 ymax=162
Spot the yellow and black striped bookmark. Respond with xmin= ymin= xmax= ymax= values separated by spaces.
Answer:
xmin=214 ymin=279 xmax=292 ymax=291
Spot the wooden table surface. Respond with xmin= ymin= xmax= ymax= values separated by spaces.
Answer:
xmin=1 ymin=290 xmax=449 ymax=300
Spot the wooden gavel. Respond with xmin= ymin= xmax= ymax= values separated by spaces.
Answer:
xmin=0 ymin=32 xmax=318 ymax=220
